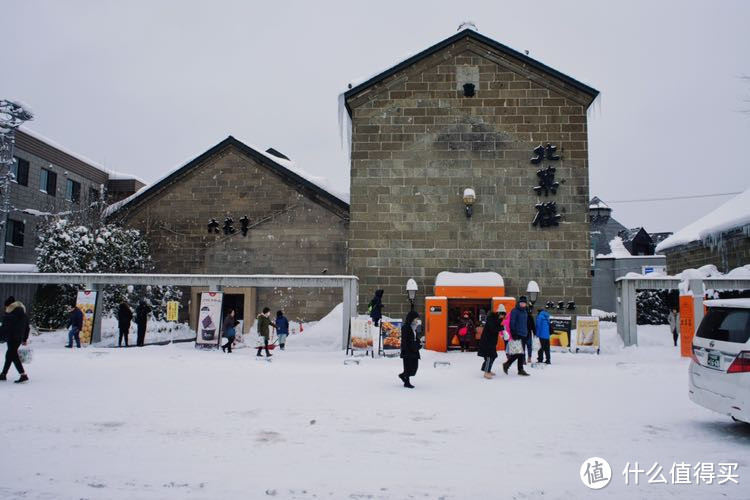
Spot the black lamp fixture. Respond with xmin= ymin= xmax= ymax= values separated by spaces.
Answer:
xmin=406 ymin=278 xmax=418 ymax=311
xmin=526 ymin=280 xmax=540 ymax=307
xmin=463 ymin=83 xmax=476 ymax=97
xmin=463 ymin=188 xmax=476 ymax=218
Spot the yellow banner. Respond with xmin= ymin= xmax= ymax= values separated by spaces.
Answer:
xmin=166 ymin=301 xmax=179 ymax=322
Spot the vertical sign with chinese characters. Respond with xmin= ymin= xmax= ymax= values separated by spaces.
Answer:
xmin=679 ymin=294 xmax=694 ymax=358
xmin=530 ymin=143 xmax=563 ymax=227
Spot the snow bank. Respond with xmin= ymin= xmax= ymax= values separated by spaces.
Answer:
xmin=435 ymin=271 xmax=504 ymax=287
xmin=290 ymin=303 xmax=343 ymax=351
xmin=656 ymin=186 xmax=750 ymax=252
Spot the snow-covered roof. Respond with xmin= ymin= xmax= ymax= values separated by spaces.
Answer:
xmin=703 ymin=299 xmax=750 ymax=309
xmin=105 ymin=136 xmax=349 ymax=218
xmin=656 ymin=187 xmax=750 ymax=252
xmin=435 ymin=271 xmax=504 ymax=288
xmin=596 ymin=236 xmax=631 ymax=258
xmin=589 ymin=196 xmax=611 ymax=210
xmin=0 ymin=263 xmax=38 ymax=273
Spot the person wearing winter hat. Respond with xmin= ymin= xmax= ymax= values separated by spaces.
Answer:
xmin=0 ymin=296 xmax=30 ymax=383
xmin=457 ymin=310 xmax=475 ymax=352
xmin=504 ymin=296 xmax=530 ymax=376
xmin=535 ymin=307 xmax=552 ymax=364
xmin=478 ymin=307 xmax=505 ymax=379
xmin=398 ymin=310 xmax=421 ymax=388
xmin=276 ymin=310 xmax=289 ymax=350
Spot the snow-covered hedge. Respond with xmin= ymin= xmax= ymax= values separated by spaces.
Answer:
xmin=32 ymin=218 xmax=181 ymax=328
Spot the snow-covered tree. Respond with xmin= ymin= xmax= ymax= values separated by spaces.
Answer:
xmin=32 ymin=218 xmax=181 ymax=328
xmin=636 ymin=290 xmax=670 ymax=325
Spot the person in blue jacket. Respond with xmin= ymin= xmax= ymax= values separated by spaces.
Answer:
xmin=503 ymin=296 xmax=530 ymax=376
xmin=276 ymin=310 xmax=289 ymax=350
xmin=535 ymin=308 xmax=552 ymax=364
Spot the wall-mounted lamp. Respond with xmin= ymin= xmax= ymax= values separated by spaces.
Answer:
xmin=463 ymin=83 xmax=476 ymax=97
xmin=406 ymin=278 xmax=418 ymax=311
xmin=463 ymin=188 xmax=476 ymax=218
xmin=526 ymin=280 xmax=540 ymax=306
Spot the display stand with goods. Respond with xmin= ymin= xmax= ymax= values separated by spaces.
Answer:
xmin=378 ymin=319 xmax=402 ymax=357
xmin=346 ymin=317 xmax=376 ymax=357
xmin=195 ymin=292 xmax=223 ymax=349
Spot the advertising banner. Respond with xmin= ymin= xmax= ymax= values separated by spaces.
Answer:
xmin=379 ymin=319 xmax=402 ymax=356
xmin=75 ymin=290 xmax=97 ymax=345
xmin=348 ymin=317 xmax=375 ymax=354
xmin=166 ymin=301 xmax=179 ymax=322
xmin=196 ymin=292 xmax=223 ymax=348
xmin=575 ymin=316 xmax=601 ymax=354
xmin=679 ymin=294 xmax=695 ymax=358
xmin=549 ymin=316 xmax=572 ymax=351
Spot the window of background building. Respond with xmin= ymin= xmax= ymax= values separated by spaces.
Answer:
xmin=5 ymin=219 xmax=24 ymax=247
xmin=40 ymin=168 xmax=57 ymax=196
xmin=66 ymin=179 xmax=81 ymax=203
xmin=11 ymin=157 xmax=29 ymax=186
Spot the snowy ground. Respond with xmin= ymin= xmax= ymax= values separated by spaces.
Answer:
xmin=1 ymin=323 xmax=748 ymax=499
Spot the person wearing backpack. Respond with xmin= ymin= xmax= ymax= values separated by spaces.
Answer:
xmin=368 ymin=289 xmax=384 ymax=326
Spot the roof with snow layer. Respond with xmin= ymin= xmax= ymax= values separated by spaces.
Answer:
xmin=656 ymin=186 xmax=750 ymax=253
xmin=342 ymin=28 xmax=599 ymax=115
xmin=105 ymin=136 xmax=349 ymax=219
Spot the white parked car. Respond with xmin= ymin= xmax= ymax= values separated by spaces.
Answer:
xmin=689 ymin=299 xmax=750 ymax=424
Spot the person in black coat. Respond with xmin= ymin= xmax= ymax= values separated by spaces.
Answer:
xmin=398 ymin=310 xmax=421 ymax=389
xmin=526 ymin=308 xmax=536 ymax=363
xmin=0 ymin=296 xmax=30 ymax=383
xmin=478 ymin=309 xmax=504 ymax=379
xmin=369 ymin=289 xmax=384 ymax=326
xmin=117 ymin=301 xmax=133 ymax=347
xmin=135 ymin=299 xmax=151 ymax=347
xmin=65 ymin=304 xmax=84 ymax=348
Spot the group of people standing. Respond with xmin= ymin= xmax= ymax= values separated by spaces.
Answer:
xmin=220 ymin=307 xmax=290 ymax=357
xmin=367 ymin=289 xmax=555 ymax=389
xmin=113 ymin=300 xmax=151 ymax=348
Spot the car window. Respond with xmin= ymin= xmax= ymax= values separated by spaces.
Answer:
xmin=697 ymin=309 xmax=750 ymax=343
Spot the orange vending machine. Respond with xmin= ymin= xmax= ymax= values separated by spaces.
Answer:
xmin=424 ymin=272 xmax=510 ymax=353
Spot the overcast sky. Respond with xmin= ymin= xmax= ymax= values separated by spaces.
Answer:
xmin=3 ymin=0 xmax=748 ymax=232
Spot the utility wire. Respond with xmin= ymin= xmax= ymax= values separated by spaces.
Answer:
xmin=607 ymin=192 xmax=741 ymax=204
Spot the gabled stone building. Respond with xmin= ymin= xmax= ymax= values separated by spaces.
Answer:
xmin=343 ymin=29 xmax=599 ymax=318
xmin=107 ymin=136 xmax=349 ymax=330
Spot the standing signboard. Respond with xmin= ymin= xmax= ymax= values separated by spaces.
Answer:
xmin=76 ymin=290 xmax=97 ymax=345
xmin=379 ymin=319 xmax=402 ymax=357
xmin=347 ymin=317 xmax=375 ymax=356
xmin=575 ymin=316 xmax=601 ymax=354
xmin=196 ymin=292 xmax=223 ymax=348
xmin=549 ymin=316 xmax=572 ymax=352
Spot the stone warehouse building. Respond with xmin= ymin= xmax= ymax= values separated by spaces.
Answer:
xmin=343 ymin=28 xmax=599 ymax=318
xmin=657 ymin=187 xmax=750 ymax=274
xmin=5 ymin=128 xmax=144 ymax=264
xmin=107 ymin=136 xmax=349 ymax=331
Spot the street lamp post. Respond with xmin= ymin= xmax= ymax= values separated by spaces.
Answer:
xmin=0 ymin=100 xmax=34 ymax=263
xmin=406 ymin=278 xmax=418 ymax=312
xmin=526 ymin=280 xmax=540 ymax=308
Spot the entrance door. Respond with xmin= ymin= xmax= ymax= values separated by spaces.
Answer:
xmin=425 ymin=297 xmax=448 ymax=352
xmin=222 ymin=294 xmax=245 ymax=329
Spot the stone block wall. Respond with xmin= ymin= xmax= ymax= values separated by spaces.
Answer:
xmin=114 ymin=145 xmax=348 ymax=321
xmin=347 ymin=37 xmax=595 ymax=319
